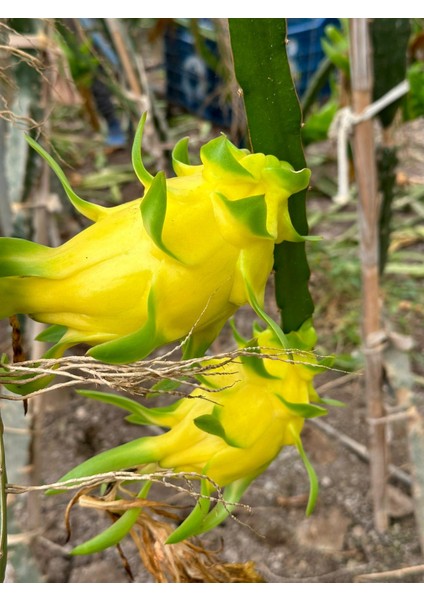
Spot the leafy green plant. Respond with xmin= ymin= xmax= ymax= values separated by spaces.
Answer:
xmin=321 ymin=21 xmax=350 ymax=79
xmin=404 ymin=60 xmax=424 ymax=120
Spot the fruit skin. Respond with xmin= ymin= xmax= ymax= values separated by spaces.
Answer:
xmin=0 ymin=115 xmax=310 ymax=365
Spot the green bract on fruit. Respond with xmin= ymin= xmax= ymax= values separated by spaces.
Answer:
xmin=0 ymin=114 xmax=310 ymax=367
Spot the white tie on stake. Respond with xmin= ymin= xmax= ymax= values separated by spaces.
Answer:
xmin=330 ymin=80 xmax=410 ymax=205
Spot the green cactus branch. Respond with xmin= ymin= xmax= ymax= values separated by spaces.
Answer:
xmin=228 ymin=18 xmax=314 ymax=333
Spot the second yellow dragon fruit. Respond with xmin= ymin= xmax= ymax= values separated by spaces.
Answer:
xmin=55 ymin=323 xmax=326 ymax=553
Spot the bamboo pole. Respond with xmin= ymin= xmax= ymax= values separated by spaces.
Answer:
xmin=0 ymin=22 xmax=10 ymax=582
xmin=349 ymin=19 xmax=388 ymax=531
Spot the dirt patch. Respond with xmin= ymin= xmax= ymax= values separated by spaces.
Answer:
xmin=12 ymin=368 xmax=422 ymax=583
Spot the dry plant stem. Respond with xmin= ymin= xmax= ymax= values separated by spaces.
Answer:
xmin=355 ymin=563 xmax=424 ymax=582
xmin=0 ymin=22 xmax=11 ymax=582
xmin=311 ymin=419 xmax=412 ymax=489
xmin=213 ymin=19 xmax=246 ymax=143
xmin=0 ymin=22 xmax=13 ymax=238
xmin=350 ymin=19 xmax=388 ymax=532
xmin=106 ymin=19 xmax=143 ymax=103
xmin=7 ymin=470 xmax=251 ymax=516
xmin=28 ymin=20 xmax=56 ymax=538
xmin=407 ymin=405 xmax=424 ymax=554
xmin=105 ymin=19 xmax=164 ymax=170
xmin=0 ymin=413 xmax=7 ymax=583
xmin=0 ymin=347 xmax=337 ymax=402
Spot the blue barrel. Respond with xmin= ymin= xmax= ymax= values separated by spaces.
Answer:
xmin=164 ymin=19 xmax=340 ymax=126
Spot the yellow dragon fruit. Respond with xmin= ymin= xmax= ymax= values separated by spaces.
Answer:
xmin=55 ymin=322 xmax=326 ymax=554
xmin=0 ymin=114 xmax=310 ymax=366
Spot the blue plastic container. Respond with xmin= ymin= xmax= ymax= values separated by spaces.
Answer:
xmin=286 ymin=18 xmax=340 ymax=98
xmin=164 ymin=20 xmax=232 ymax=127
xmin=164 ymin=19 xmax=340 ymax=126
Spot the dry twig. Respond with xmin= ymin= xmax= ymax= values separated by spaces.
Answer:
xmin=0 ymin=345 xmax=341 ymax=403
xmin=355 ymin=563 xmax=424 ymax=582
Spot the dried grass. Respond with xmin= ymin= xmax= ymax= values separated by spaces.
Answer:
xmin=0 ymin=343 xmax=341 ymax=403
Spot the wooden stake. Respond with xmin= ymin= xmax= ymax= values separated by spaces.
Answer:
xmin=350 ymin=19 xmax=388 ymax=531
xmin=0 ymin=22 xmax=10 ymax=582
xmin=27 ymin=19 xmax=54 ymax=537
